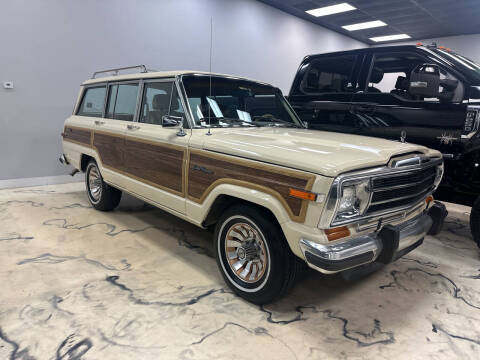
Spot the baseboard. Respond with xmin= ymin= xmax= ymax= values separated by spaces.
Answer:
xmin=0 ymin=173 xmax=83 ymax=189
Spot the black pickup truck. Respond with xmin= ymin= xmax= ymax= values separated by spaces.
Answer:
xmin=288 ymin=44 xmax=480 ymax=246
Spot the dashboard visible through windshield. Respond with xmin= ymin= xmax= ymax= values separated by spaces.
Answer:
xmin=181 ymin=74 xmax=303 ymax=128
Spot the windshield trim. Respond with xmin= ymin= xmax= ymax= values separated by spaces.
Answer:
xmin=179 ymin=73 xmax=305 ymax=129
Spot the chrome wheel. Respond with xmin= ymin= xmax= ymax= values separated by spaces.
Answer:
xmin=224 ymin=222 xmax=268 ymax=283
xmin=87 ymin=165 xmax=102 ymax=202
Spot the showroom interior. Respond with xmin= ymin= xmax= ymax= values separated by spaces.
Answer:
xmin=1 ymin=0 xmax=479 ymax=359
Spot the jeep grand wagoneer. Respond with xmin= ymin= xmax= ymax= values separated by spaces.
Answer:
xmin=60 ymin=65 xmax=446 ymax=304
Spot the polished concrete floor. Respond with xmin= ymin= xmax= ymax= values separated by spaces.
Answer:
xmin=0 ymin=182 xmax=479 ymax=359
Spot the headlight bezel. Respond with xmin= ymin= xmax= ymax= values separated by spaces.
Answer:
xmin=319 ymin=158 xmax=444 ymax=229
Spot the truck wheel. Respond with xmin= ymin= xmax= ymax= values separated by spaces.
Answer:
xmin=85 ymin=160 xmax=122 ymax=211
xmin=470 ymin=196 xmax=480 ymax=247
xmin=214 ymin=204 xmax=299 ymax=304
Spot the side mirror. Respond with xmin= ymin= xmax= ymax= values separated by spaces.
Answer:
xmin=162 ymin=115 xmax=183 ymax=127
xmin=409 ymin=64 xmax=441 ymax=98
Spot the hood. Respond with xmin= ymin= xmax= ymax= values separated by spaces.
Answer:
xmin=199 ymin=127 xmax=439 ymax=177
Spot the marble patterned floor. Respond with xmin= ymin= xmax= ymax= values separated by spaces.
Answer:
xmin=0 ymin=182 xmax=479 ymax=360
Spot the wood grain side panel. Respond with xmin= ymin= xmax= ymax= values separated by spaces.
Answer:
xmin=93 ymin=132 xmax=125 ymax=171
xmin=124 ymin=138 xmax=185 ymax=195
xmin=187 ymin=150 xmax=315 ymax=222
xmin=63 ymin=126 xmax=92 ymax=146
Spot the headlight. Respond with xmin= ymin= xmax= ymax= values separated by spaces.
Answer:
xmin=334 ymin=179 xmax=371 ymax=223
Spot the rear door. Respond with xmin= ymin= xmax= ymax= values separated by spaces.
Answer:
xmin=122 ymin=78 xmax=190 ymax=214
xmin=352 ymin=50 xmax=467 ymax=154
xmin=289 ymin=53 xmax=362 ymax=134
xmin=92 ymin=81 xmax=140 ymax=185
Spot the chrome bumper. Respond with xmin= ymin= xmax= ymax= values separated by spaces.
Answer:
xmin=300 ymin=212 xmax=433 ymax=274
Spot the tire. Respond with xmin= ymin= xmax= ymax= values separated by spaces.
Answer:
xmin=470 ymin=196 xmax=480 ymax=247
xmin=214 ymin=204 xmax=300 ymax=304
xmin=85 ymin=160 xmax=122 ymax=211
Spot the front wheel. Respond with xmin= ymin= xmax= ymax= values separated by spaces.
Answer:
xmin=214 ymin=204 xmax=299 ymax=304
xmin=85 ymin=160 xmax=122 ymax=211
xmin=470 ymin=196 xmax=480 ymax=247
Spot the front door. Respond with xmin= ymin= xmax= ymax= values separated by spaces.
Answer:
xmin=289 ymin=54 xmax=360 ymax=134
xmin=352 ymin=51 xmax=467 ymax=155
xmin=122 ymin=79 xmax=190 ymax=214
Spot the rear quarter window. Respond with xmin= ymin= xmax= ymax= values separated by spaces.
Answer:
xmin=77 ymin=86 xmax=106 ymax=117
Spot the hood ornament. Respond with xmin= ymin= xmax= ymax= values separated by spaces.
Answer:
xmin=400 ymin=130 xmax=407 ymax=143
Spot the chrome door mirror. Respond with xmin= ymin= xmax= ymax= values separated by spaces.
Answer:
xmin=162 ymin=115 xmax=183 ymax=127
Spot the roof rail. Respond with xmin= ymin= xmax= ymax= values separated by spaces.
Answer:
xmin=91 ymin=65 xmax=149 ymax=79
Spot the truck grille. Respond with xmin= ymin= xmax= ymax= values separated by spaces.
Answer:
xmin=367 ymin=166 xmax=436 ymax=214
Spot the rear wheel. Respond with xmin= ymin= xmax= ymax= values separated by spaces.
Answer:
xmin=214 ymin=204 xmax=299 ymax=304
xmin=470 ymin=196 xmax=480 ymax=247
xmin=85 ymin=160 xmax=122 ymax=211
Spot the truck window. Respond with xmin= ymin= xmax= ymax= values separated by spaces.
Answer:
xmin=299 ymin=56 xmax=356 ymax=94
xmin=77 ymin=86 xmax=106 ymax=118
xmin=106 ymin=83 xmax=139 ymax=121
xmin=367 ymin=53 xmax=464 ymax=102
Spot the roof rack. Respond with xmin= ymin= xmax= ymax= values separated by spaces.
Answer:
xmin=91 ymin=65 xmax=149 ymax=79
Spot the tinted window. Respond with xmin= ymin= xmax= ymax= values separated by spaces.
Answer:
xmin=368 ymin=53 xmax=464 ymax=102
xmin=106 ymin=83 xmax=139 ymax=121
xmin=77 ymin=86 xmax=106 ymax=117
xmin=299 ymin=56 xmax=356 ymax=94
xmin=140 ymin=82 xmax=173 ymax=125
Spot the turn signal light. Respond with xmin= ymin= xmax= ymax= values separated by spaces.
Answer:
xmin=325 ymin=226 xmax=351 ymax=241
xmin=426 ymin=195 xmax=434 ymax=205
xmin=289 ymin=188 xmax=317 ymax=201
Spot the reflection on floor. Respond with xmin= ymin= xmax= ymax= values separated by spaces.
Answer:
xmin=0 ymin=182 xmax=479 ymax=359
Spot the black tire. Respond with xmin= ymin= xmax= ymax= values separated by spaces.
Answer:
xmin=214 ymin=204 xmax=300 ymax=304
xmin=85 ymin=160 xmax=122 ymax=211
xmin=470 ymin=196 xmax=480 ymax=247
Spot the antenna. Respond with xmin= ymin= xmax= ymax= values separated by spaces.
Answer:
xmin=207 ymin=17 xmax=213 ymax=136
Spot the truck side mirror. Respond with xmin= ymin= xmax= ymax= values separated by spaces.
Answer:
xmin=409 ymin=64 xmax=441 ymax=98
xmin=162 ymin=115 xmax=183 ymax=127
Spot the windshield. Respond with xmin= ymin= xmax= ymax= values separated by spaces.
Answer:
xmin=182 ymin=75 xmax=303 ymax=128
xmin=433 ymin=48 xmax=480 ymax=83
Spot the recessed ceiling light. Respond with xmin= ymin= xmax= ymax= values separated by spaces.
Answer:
xmin=342 ymin=20 xmax=387 ymax=31
xmin=370 ymin=34 xmax=411 ymax=42
xmin=306 ymin=3 xmax=356 ymax=17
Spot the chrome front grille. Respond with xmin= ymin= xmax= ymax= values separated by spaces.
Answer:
xmin=367 ymin=166 xmax=436 ymax=214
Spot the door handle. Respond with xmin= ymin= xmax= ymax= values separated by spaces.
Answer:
xmin=94 ymin=120 xmax=105 ymax=125
xmin=127 ymin=124 xmax=140 ymax=130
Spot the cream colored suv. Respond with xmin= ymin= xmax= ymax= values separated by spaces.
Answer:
xmin=61 ymin=66 xmax=446 ymax=304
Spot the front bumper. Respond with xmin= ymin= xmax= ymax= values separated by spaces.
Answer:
xmin=300 ymin=211 xmax=434 ymax=274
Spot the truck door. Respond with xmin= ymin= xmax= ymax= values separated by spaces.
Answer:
xmin=288 ymin=53 xmax=361 ymax=134
xmin=352 ymin=51 xmax=467 ymax=156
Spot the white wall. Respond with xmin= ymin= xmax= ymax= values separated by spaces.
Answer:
xmin=0 ymin=0 xmax=365 ymax=182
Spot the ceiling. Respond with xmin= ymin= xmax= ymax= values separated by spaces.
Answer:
xmin=257 ymin=0 xmax=480 ymax=45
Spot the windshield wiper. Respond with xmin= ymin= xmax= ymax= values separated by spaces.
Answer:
xmin=253 ymin=115 xmax=302 ymax=128
xmin=200 ymin=117 xmax=257 ymax=127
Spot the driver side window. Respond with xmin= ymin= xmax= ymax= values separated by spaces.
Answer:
xmin=368 ymin=53 xmax=464 ymax=102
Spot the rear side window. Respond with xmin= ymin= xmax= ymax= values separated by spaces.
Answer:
xmin=299 ymin=56 xmax=357 ymax=94
xmin=106 ymin=83 xmax=139 ymax=121
xmin=77 ymin=86 xmax=106 ymax=117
